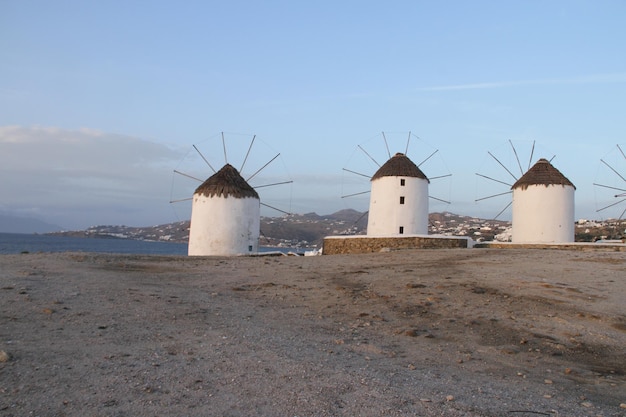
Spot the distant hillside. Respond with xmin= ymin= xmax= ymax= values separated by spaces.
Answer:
xmin=259 ymin=209 xmax=368 ymax=247
xmin=47 ymin=211 xmax=513 ymax=248
xmin=45 ymin=210 xmax=370 ymax=248
xmin=0 ymin=214 xmax=62 ymax=234
xmin=45 ymin=211 xmax=623 ymax=246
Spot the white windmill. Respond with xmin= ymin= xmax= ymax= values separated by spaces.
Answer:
xmin=170 ymin=133 xmax=292 ymax=256
xmin=342 ymin=132 xmax=451 ymax=236
xmin=475 ymin=140 xmax=575 ymax=243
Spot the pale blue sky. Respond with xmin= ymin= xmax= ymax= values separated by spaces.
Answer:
xmin=1 ymin=1 xmax=625 ymax=229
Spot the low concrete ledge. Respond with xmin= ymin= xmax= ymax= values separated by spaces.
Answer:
xmin=323 ymin=235 xmax=471 ymax=255
xmin=474 ymin=242 xmax=626 ymax=252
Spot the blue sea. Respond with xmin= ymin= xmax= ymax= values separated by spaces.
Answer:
xmin=0 ymin=233 xmax=298 ymax=255
xmin=0 ymin=233 xmax=189 ymax=255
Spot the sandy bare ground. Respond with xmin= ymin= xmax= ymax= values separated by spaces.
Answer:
xmin=0 ymin=249 xmax=625 ymax=416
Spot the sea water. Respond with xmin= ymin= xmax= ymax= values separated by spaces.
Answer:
xmin=0 ymin=233 xmax=189 ymax=255
xmin=0 ymin=233 xmax=296 ymax=255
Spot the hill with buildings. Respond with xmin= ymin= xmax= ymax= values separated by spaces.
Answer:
xmin=46 ymin=211 xmax=624 ymax=249
xmin=48 ymin=211 xmax=507 ymax=249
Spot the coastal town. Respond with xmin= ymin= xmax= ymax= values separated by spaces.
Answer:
xmin=49 ymin=210 xmax=625 ymax=250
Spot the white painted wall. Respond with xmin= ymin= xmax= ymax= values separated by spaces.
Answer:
xmin=188 ymin=194 xmax=260 ymax=256
xmin=512 ymin=184 xmax=575 ymax=243
xmin=367 ymin=176 xmax=429 ymax=236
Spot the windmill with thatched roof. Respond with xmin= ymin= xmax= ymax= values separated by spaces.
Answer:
xmin=367 ymin=152 xmax=431 ymax=236
xmin=511 ymin=158 xmax=576 ymax=243
xmin=188 ymin=163 xmax=261 ymax=256
xmin=341 ymin=132 xmax=451 ymax=237
xmin=171 ymin=132 xmax=292 ymax=256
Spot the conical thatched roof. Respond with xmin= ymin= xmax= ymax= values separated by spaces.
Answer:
xmin=371 ymin=153 xmax=429 ymax=182
xmin=512 ymin=158 xmax=576 ymax=190
xmin=194 ymin=164 xmax=259 ymax=198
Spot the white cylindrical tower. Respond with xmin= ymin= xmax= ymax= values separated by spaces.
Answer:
xmin=188 ymin=164 xmax=260 ymax=256
xmin=367 ymin=153 xmax=430 ymax=236
xmin=511 ymin=158 xmax=576 ymax=243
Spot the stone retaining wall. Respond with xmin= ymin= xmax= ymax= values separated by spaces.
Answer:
xmin=323 ymin=235 xmax=470 ymax=255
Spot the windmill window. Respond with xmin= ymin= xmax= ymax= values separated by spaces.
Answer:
xmin=399 ymin=226 xmax=404 ymax=234
xmin=400 ymin=196 xmax=405 ymax=204
xmin=400 ymin=179 xmax=405 ymax=186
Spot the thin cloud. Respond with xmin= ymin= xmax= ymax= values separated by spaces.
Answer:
xmin=0 ymin=126 xmax=186 ymax=228
xmin=417 ymin=72 xmax=626 ymax=92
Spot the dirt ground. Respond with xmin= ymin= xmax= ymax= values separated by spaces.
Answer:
xmin=1 ymin=248 xmax=625 ymax=416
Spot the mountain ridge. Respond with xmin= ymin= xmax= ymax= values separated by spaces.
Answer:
xmin=0 ymin=214 xmax=63 ymax=234
xmin=46 ymin=211 xmax=510 ymax=247
xmin=43 ymin=210 xmax=621 ymax=246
